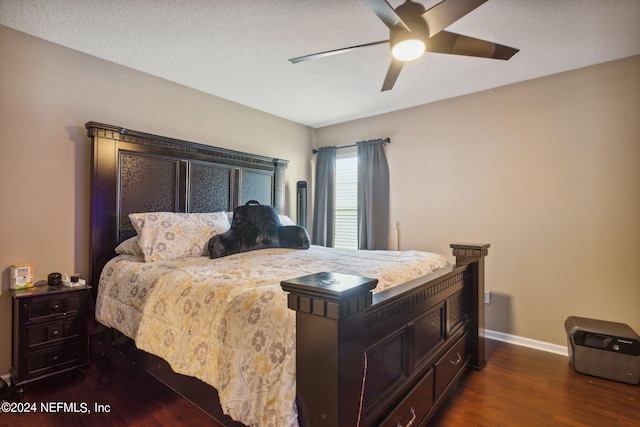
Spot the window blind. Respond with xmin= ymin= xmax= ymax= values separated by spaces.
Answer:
xmin=334 ymin=154 xmax=358 ymax=249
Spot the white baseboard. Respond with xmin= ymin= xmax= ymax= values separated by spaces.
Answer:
xmin=486 ymin=329 xmax=568 ymax=357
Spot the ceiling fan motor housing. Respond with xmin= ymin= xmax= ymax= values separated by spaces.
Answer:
xmin=395 ymin=0 xmax=427 ymax=21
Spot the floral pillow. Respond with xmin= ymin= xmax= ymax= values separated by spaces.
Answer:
xmin=129 ymin=212 xmax=230 ymax=262
xmin=114 ymin=236 xmax=144 ymax=257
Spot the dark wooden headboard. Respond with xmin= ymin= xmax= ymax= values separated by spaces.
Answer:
xmin=87 ymin=121 xmax=288 ymax=293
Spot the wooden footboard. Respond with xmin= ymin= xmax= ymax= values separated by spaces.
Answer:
xmin=281 ymin=243 xmax=489 ymax=427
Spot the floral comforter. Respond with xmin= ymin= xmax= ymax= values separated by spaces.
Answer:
xmin=95 ymin=245 xmax=449 ymax=426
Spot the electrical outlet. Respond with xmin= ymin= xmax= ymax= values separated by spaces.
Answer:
xmin=484 ymin=290 xmax=491 ymax=304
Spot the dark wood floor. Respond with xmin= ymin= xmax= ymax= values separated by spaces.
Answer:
xmin=2 ymin=339 xmax=638 ymax=426
xmin=430 ymin=340 xmax=639 ymax=427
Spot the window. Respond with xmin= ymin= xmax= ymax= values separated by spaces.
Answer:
xmin=334 ymin=151 xmax=358 ymax=249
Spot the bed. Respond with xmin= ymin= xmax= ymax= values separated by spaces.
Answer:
xmin=87 ymin=122 xmax=489 ymax=427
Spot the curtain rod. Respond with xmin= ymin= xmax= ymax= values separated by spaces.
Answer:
xmin=312 ymin=137 xmax=390 ymax=154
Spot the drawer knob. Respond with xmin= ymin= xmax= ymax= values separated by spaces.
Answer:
xmin=450 ymin=352 xmax=462 ymax=366
xmin=51 ymin=303 xmax=60 ymax=311
xmin=396 ymin=407 xmax=416 ymax=427
xmin=52 ymin=355 xmax=59 ymax=362
xmin=51 ymin=330 xmax=59 ymax=337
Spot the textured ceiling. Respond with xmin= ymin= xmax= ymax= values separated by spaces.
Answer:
xmin=2 ymin=0 xmax=640 ymax=128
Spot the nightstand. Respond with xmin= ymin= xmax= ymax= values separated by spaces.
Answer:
xmin=10 ymin=285 xmax=90 ymax=389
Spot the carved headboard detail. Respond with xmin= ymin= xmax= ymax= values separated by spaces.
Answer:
xmin=86 ymin=121 xmax=288 ymax=292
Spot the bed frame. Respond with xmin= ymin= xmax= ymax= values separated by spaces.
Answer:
xmin=87 ymin=122 xmax=489 ymax=427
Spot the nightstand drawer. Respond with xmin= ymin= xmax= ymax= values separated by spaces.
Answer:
xmin=26 ymin=317 xmax=84 ymax=348
xmin=24 ymin=294 xmax=82 ymax=321
xmin=27 ymin=343 xmax=85 ymax=376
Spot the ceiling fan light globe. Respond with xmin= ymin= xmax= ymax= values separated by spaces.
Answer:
xmin=392 ymin=39 xmax=425 ymax=61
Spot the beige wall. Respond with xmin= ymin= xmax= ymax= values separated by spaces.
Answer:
xmin=316 ymin=55 xmax=640 ymax=346
xmin=0 ymin=26 xmax=313 ymax=374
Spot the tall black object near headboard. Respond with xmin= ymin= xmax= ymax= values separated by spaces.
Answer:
xmin=296 ymin=180 xmax=308 ymax=229
xmin=86 ymin=121 xmax=288 ymax=292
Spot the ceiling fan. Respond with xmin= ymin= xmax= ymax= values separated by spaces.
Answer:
xmin=288 ymin=0 xmax=519 ymax=91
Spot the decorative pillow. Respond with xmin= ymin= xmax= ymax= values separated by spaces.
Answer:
xmin=209 ymin=201 xmax=310 ymax=259
xmin=129 ymin=212 xmax=230 ymax=262
xmin=114 ymin=236 xmax=144 ymax=257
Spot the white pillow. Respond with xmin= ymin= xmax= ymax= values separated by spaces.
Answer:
xmin=227 ymin=212 xmax=296 ymax=226
xmin=129 ymin=212 xmax=230 ymax=262
xmin=278 ymin=215 xmax=295 ymax=226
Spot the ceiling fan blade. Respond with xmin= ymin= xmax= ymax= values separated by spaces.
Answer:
xmin=289 ymin=40 xmax=389 ymax=64
xmin=381 ymin=59 xmax=404 ymax=91
xmin=422 ymin=0 xmax=488 ymax=37
xmin=427 ymin=31 xmax=519 ymax=60
xmin=364 ymin=0 xmax=410 ymax=31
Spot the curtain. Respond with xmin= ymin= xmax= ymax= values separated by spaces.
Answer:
xmin=357 ymin=139 xmax=389 ymax=250
xmin=312 ymin=146 xmax=336 ymax=247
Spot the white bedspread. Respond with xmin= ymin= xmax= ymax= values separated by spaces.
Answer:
xmin=95 ymin=245 xmax=449 ymax=426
